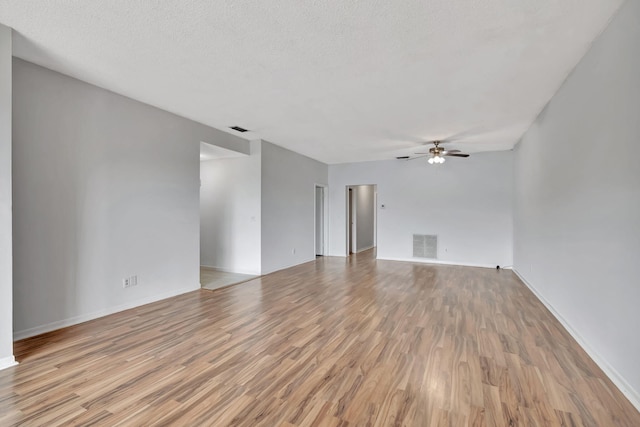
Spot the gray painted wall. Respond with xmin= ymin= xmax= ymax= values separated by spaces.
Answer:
xmin=513 ymin=0 xmax=640 ymax=407
xmin=200 ymin=141 xmax=261 ymax=275
xmin=261 ymin=141 xmax=328 ymax=274
xmin=12 ymin=59 xmax=248 ymax=339
xmin=329 ymin=152 xmax=513 ymax=267
xmin=0 ymin=24 xmax=15 ymax=369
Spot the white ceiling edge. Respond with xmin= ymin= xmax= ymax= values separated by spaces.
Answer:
xmin=200 ymin=141 xmax=248 ymax=162
xmin=0 ymin=0 xmax=625 ymax=165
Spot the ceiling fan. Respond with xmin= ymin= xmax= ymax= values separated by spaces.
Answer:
xmin=396 ymin=140 xmax=470 ymax=164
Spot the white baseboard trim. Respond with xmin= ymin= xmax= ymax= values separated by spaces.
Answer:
xmin=513 ymin=268 xmax=640 ymax=412
xmin=377 ymin=256 xmax=499 ymax=269
xmin=355 ymin=245 xmax=375 ymax=253
xmin=200 ymin=264 xmax=261 ymax=276
xmin=13 ymin=284 xmax=200 ymax=341
xmin=261 ymin=257 xmax=317 ymax=276
xmin=0 ymin=356 xmax=18 ymax=371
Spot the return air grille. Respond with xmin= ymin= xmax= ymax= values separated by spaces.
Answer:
xmin=413 ymin=234 xmax=437 ymax=259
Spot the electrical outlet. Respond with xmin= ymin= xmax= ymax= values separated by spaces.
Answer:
xmin=123 ymin=275 xmax=138 ymax=288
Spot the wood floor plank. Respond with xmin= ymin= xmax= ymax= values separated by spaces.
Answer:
xmin=1 ymin=249 xmax=638 ymax=426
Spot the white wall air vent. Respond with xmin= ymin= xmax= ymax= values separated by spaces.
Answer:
xmin=413 ymin=234 xmax=437 ymax=259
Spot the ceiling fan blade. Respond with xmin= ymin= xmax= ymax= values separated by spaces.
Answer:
xmin=442 ymin=149 xmax=460 ymax=154
xmin=396 ymin=156 xmax=410 ymax=160
xmin=444 ymin=153 xmax=470 ymax=157
xmin=407 ymin=155 xmax=430 ymax=161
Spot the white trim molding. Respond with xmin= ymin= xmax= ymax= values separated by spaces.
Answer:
xmin=377 ymin=256 xmax=499 ymax=270
xmin=0 ymin=355 xmax=18 ymax=371
xmin=513 ymin=269 xmax=640 ymax=412
xmin=200 ymin=264 xmax=261 ymax=276
xmin=13 ymin=284 xmax=199 ymax=341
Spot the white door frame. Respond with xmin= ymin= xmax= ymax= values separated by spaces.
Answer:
xmin=314 ymin=184 xmax=329 ymax=256
xmin=346 ymin=186 xmax=356 ymax=255
xmin=374 ymin=190 xmax=377 ymax=248
xmin=346 ymin=184 xmax=377 ymax=256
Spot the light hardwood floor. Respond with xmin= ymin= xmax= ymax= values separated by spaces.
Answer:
xmin=2 ymin=250 xmax=639 ymax=426
xmin=200 ymin=267 xmax=258 ymax=291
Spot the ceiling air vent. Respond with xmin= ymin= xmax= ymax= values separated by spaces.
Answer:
xmin=230 ymin=126 xmax=249 ymax=133
xmin=413 ymin=234 xmax=437 ymax=259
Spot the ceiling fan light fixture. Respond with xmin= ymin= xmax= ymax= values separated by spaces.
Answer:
xmin=428 ymin=155 xmax=445 ymax=164
xmin=406 ymin=140 xmax=468 ymax=163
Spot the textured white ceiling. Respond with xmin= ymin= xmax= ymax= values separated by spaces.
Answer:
xmin=0 ymin=0 xmax=623 ymax=164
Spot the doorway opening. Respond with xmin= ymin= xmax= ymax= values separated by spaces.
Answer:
xmin=315 ymin=184 xmax=328 ymax=256
xmin=199 ymin=142 xmax=259 ymax=290
xmin=346 ymin=184 xmax=377 ymax=256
